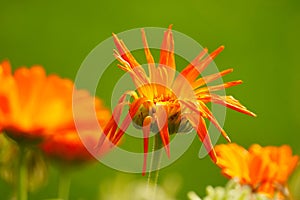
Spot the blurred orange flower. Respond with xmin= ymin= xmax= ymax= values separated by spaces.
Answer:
xmin=215 ymin=143 xmax=299 ymax=198
xmin=0 ymin=60 xmax=111 ymax=161
xmin=0 ymin=60 xmax=74 ymax=141
xmin=98 ymin=26 xmax=255 ymax=174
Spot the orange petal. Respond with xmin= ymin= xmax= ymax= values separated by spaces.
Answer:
xmin=159 ymin=25 xmax=175 ymax=69
xmin=187 ymin=114 xmax=217 ymax=163
xmin=181 ymin=46 xmax=224 ymax=83
xmin=156 ymin=104 xmax=170 ymax=157
xmin=141 ymin=29 xmax=156 ymax=81
xmin=0 ymin=60 xmax=12 ymax=76
xmin=112 ymin=33 xmax=140 ymax=68
xmin=195 ymin=80 xmax=243 ymax=94
xmin=200 ymin=94 xmax=256 ymax=117
xmin=180 ymin=48 xmax=208 ymax=81
xmin=97 ymin=91 xmax=137 ymax=149
xmin=157 ymin=25 xmax=176 ymax=86
xmin=192 ymin=68 xmax=233 ymax=89
xmin=197 ymin=101 xmax=231 ymax=142
xmin=96 ymin=117 xmax=115 ymax=148
xmin=182 ymin=100 xmax=231 ymax=142
xmin=142 ymin=116 xmax=152 ymax=176
xmin=215 ymin=143 xmax=250 ymax=183
xmin=112 ymin=113 xmax=132 ymax=145
xmin=112 ymin=97 xmax=148 ymax=145
xmin=14 ymin=66 xmax=46 ymax=109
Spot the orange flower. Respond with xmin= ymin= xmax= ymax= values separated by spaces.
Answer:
xmin=98 ymin=26 xmax=255 ymax=174
xmin=215 ymin=143 xmax=299 ymax=198
xmin=41 ymin=93 xmax=111 ymax=162
xmin=0 ymin=60 xmax=74 ymax=141
xmin=0 ymin=60 xmax=112 ymax=161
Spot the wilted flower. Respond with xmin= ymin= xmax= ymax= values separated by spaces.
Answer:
xmin=215 ymin=143 xmax=299 ymax=199
xmin=98 ymin=26 xmax=255 ymax=174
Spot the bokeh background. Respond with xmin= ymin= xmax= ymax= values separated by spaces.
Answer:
xmin=1 ymin=0 xmax=300 ymax=199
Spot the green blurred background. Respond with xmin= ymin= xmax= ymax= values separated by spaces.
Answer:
xmin=1 ymin=0 xmax=300 ymax=199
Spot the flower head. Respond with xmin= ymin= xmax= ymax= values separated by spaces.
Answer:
xmin=215 ymin=143 xmax=299 ymax=198
xmin=0 ymin=60 xmax=111 ymax=163
xmin=0 ymin=60 xmax=74 ymax=141
xmin=98 ymin=26 xmax=255 ymax=174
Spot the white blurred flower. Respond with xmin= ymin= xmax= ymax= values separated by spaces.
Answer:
xmin=188 ymin=179 xmax=271 ymax=200
xmin=187 ymin=191 xmax=202 ymax=200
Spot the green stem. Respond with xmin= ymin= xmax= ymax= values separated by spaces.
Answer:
xmin=58 ymin=168 xmax=71 ymax=200
xmin=18 ymin=146 xmax=28 ymax=200
xmin=147 ymin=134 xmax=163 ymax=198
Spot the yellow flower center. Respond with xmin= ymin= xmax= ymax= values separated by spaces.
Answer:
xmin=131 ymin=84 xmax=193 ymax=134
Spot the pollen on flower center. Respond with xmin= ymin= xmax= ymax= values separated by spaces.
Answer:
xmin=153 ymin=94 xmax=175 ymax=104
xmin=139 ymin=83 xmax=178 ymax=103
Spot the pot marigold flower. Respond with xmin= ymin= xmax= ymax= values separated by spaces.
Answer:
xmin=215 ymin=143 xmax=299 ymax=198
xmin=98 ymin=26 xmax=255 ymax=174
xmin=0 ymin=60 xmax=75 ymax=141
xmin=0 ymin=60 xmax=112 ymax=160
